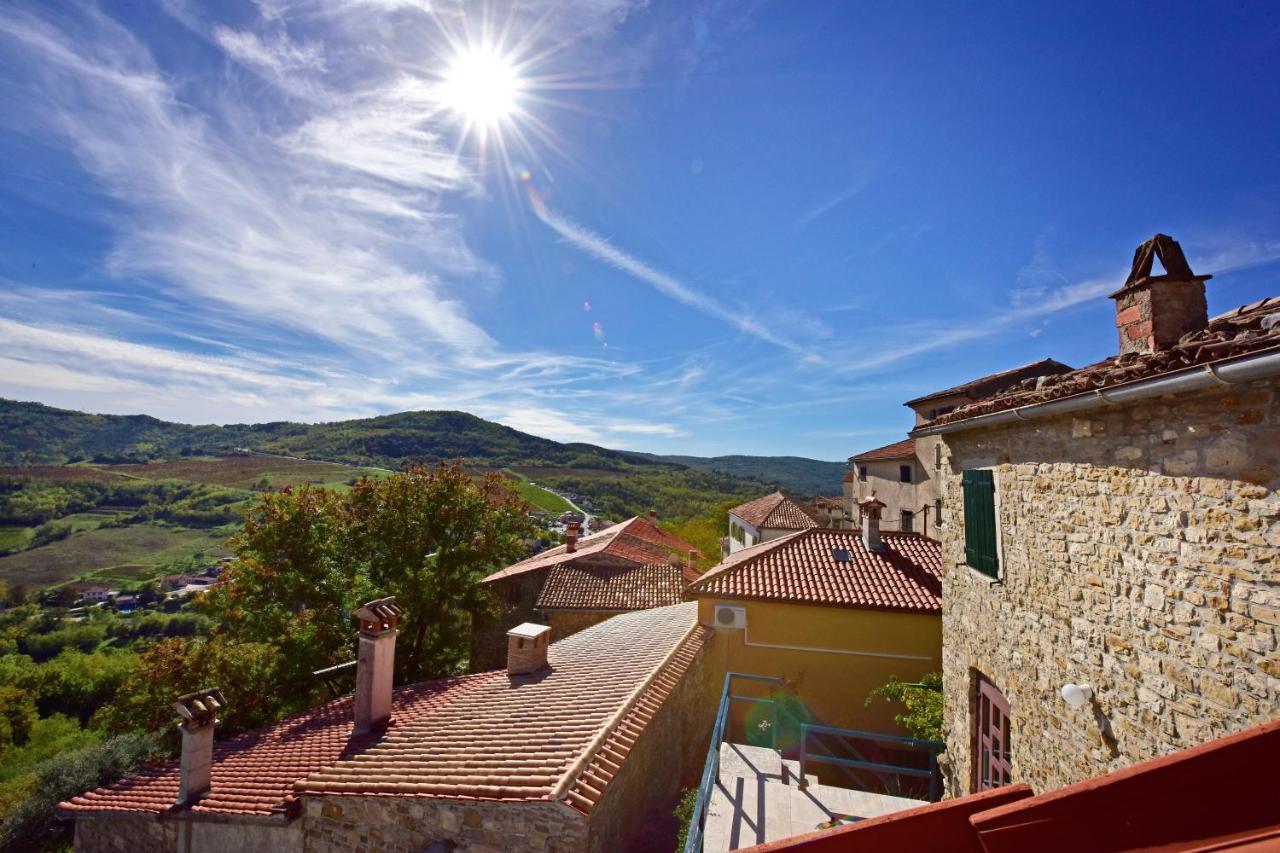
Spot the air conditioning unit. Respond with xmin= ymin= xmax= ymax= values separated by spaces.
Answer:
xmin=713 ymin=603 xmax=747 ymax=629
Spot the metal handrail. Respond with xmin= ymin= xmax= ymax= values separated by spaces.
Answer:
xmin=682 ymin=672 xmax=783 ymax=853
xmin=798 ymin=723 xmax=944 ymax=801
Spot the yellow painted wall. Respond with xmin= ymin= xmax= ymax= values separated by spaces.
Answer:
xmin=696 ymin=598 xmax=941 ymax=738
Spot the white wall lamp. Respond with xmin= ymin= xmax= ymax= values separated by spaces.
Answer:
xmin=1060 ymin=683 xmax=1094 ymax=708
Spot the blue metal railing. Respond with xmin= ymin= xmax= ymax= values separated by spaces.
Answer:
xmin=798 ymin=723 xmax=945 ymax=802
xmin=682 ymin=672 xmax=783 ymax=853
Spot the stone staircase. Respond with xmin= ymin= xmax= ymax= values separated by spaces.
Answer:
xmin=702 ymin=742 xmax=926 ymax=852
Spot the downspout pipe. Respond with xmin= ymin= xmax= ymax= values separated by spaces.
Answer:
xmin=910 ymin=347 xmax=1280 ymax=438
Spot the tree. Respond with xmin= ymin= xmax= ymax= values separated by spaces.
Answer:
xmin=348 ymin=464 xmax=533 ymax=680
xmin=0 ymin=686 xmax=37 ymax=754
xmin=865 ymin=672 xmax=943 ymax=741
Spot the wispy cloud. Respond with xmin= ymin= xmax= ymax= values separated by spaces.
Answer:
xmin=530 ymin=199 xmax=805 ymax=352
xmin=794 ymin=173 xmax=873 ymax=230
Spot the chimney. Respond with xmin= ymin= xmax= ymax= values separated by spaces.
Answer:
xmin=565 ymin=521 xmax=579 ymax=553
xmin=507 ymin=623 xmax=551 ymax=676
xmin=353 ymin=596 xmax=401 ymax=735
xmin=173 ymin=687 xmax=226 ymax=805
xmin=858 ymin=495 xmax=886 ymax=552
xmin=648 ymin=508 xmax=657 ymax=522
xmin=1110 ymin=234 xmax=1211 ymax=355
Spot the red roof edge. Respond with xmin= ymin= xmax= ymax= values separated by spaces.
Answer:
xmin=740 ymin=784 xmax=1033 ymax=852
xmin=971 ymin=717 xmax=1280 ymax=853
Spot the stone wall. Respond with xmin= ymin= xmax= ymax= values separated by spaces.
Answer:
xmin=587 ymin=634 xmax=718 ymax=852
xmin=302 ymin=797 xmax=587 ymax=853
xmin=74 ymin=815 xmax=176 ymax=853
xmin=938 ymin=379 xmax=1280 ymax=796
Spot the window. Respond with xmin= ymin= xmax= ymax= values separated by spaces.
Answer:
xmin=858 ymin=466 xmax=868 ymax=481
xmin=974 ymin=676 xmax=1012 ymax=792
xmin=900 ymin=510 xmax=914 ymax=532
xmin=899 ymin=464 xmax=912 ymax=483
xmin=962 ymin=469 xmax=999 ymax=578
xmin=832 ymin=548 xmax=850 ymax=562
xmin=935 ymin=497 xmax=943 ymax=525
xmin=934 ymin=443 xmax=942 ymax=470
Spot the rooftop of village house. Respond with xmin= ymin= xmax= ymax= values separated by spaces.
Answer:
xmin=59 ymin=603 xmax=707 ymax=819
xmin=903 ymin=358 xmax=1075 ymax=408
xmin=534 ymin=561 xmax=688 ymax=612
xmin=689 ymin=527 xmax=941 ymax=612
xmin=849 ymin=437 xmax=916 ymax=462
xmin=728 ymin=491 xmax=820 ymax=531
xmin=480 ymin=515 xmax=696 ymax=583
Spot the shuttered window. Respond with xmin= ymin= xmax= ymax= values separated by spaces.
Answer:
xmin=962 ymin=469 xmax=999 ymax=578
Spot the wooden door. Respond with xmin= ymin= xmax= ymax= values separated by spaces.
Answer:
xmin=975 ymin=676 xmax=1012 ymax=791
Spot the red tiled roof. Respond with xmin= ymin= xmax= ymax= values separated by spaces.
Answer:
xmin=903 ymin=358 xmax=1074 ymax=407
xmin=60 ymin=603 xmax=703 ymax=817
xmin=535 ymin=562 xmax=687 ymax=611
xmin=729 ymin=492 xmax=819 ymax=531
xmin=927 ymin=297 xmax=1280 ymax=429
xmin=689 ymin=528 xmax=941 ymax=613
xmin=481 ymin=517 xmax=696 ymax=583
xmin=296 ymin=602 xmax=700 ymax=800
xmin=562 ymin=623 xmax=712 ymax=814
xmin=849 ymin=438 xmax=915 ymax=462
xmin=743 ymin=717 xmax=1280 ymax=852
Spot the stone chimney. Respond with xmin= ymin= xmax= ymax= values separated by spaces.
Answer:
xmin=648 ymin=509 xmax=657 ymax=522
xmin=858 ymin=495 xmax=886 ymax=553
xmin=565 ymin=521 xmax=579 ymax=553
xmin=353 ymin=596 xmax=401 ymax=735
xmin=1110 ymin=234 xmax=1211 ymax=355
xmin=507 ymin=623 xmax=551 ymax=676
xmin=173 ymin=687 xmax=226 ymax=805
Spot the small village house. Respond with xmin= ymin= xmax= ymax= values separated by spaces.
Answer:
xmin=61 ymin=600 xmax=715 ymax=853
xmin=689 ymin=502 xmax=941 ymax=736
xmin=804 ymin=495 xmax=849 ymax=529
xmin=472 ymin=514 xmax=696 ymax=669
xmin=910 ymin=234 xmax=1280 ymax=796
xmin=726 ymin=492 xmax=818 ymax=555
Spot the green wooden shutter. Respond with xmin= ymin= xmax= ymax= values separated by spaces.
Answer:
xmin=963 ymin=469 xmax=999 ymax=578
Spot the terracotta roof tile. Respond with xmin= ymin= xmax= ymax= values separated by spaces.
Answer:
xmin=904 ymin=358 xmax=1074 ymax=407
xmin=729 ymin=492 xmax=820 ymax=531
xmin=60 ymin=604 xmax=702 ymax=816
xmin=850 ymin=438 xmax=916 ymax=462
xmin=535 ymin=562 xmax=687 ymax=611
xmin=689 ymin=529 xmax=940 ymax=613
xmin=926 ymin=297 xmax=1280 ymax=429
xmin=482 ymin=517 xmax=696 ymax=583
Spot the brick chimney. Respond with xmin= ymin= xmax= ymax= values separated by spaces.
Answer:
xmin=1110 ymin=234 xmax=1211 ymax=355
xmin=858 ymin=495 xmax=886 ymax=553
xmin=565 ymin=521 xmax=579 ymax=553
xmin=353 ymin=596 xmax=401 ymax=735
xmin=173 ymin=687 xmax=226 ymax=805
xmin=648 ymin=508 xmax=657 ymax=522
xmin=507 ymin=623 xmax=551 ymax=676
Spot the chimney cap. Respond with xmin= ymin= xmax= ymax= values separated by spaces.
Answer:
xmin=173 ymin=687 xmax=226 ymax=729
xmin=507 ymin=622 xmax=551 ymax=641
xmin=857 ymin=495 xmax=886 ymax=509
xmin=1110 ymin=233 xmax=1210 ymax=298
xmin=355 ymin=596 xmax=402 ymax=633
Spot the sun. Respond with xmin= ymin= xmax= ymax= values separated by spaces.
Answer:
xmin=438 ymin=46 xmax=523 ymax=127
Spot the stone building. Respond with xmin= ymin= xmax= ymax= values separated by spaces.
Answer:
xmin=61 ymin=601 xmax=716 ymax=853
xmin=910 ymin=234 xmax=1280 ymax=796
xmin=845 ymin=360 xmax=1071 ymax=538
xmin=472 ymin=515 xmax=696 ymax=670
xmin=726 ymin=492 xmax=818 ymax=554
xmin=534 ymin=560 xmax=691 ymax=639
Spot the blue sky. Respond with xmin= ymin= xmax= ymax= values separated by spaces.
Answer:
xmin=1 ymin=1 xmax=1278 ymax=461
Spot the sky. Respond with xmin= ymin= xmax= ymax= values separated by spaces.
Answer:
xmin=1 ymin=1 xmax=1278 ymax=461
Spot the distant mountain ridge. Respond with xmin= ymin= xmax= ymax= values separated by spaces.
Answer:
xmin=0 ymin=399 xmax=844 ymax=495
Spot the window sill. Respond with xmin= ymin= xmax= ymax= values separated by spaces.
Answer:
xmin=957 ymin=562 xmax=1003 ymax=585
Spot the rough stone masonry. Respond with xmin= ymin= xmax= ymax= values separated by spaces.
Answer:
xmin=939 ymin=378 xmax=1280 ymax=796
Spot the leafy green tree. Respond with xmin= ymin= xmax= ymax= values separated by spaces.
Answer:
xmin=865 ymin=672 xmax=943 ymax=741
xmin=0 ymin=687 xmax=37 ymax=754
xmin=348 ymin=464 xmax=533 ymax=679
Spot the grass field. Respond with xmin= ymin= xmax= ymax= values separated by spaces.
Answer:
xmin=104 ymin=455 xmax=385 ymax=490
xmin=0 ymin=524 xmax=233 ymax=589
xmin=503 ymin=470 xmax=574 ymax=514
xmin=0 ymin=526 xmax=28 ymax=551
xmin=508 ymin=466 xmax=624 ymax=480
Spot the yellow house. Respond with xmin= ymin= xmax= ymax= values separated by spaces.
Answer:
xmin=689 ymin=505 xmax=941 ymax=740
